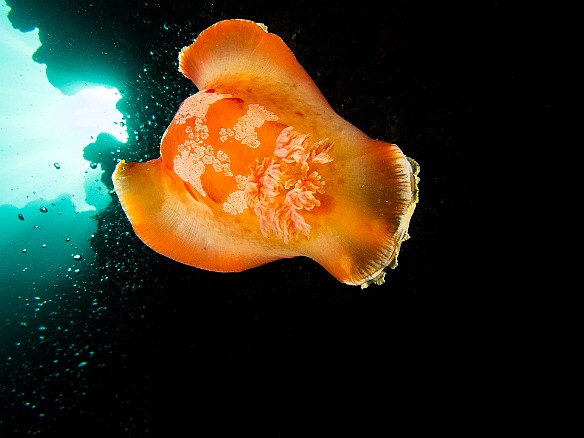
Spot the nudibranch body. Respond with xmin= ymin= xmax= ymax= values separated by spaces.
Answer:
xmin=113 ymin=19 xmax=419 ymax=288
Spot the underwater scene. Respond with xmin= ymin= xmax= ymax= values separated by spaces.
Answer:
xmin=1 ymin=0 xmax=515 ymax=435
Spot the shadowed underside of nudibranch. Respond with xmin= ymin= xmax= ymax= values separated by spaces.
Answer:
xmin=112 ymin=19 xmax=420 ymax=288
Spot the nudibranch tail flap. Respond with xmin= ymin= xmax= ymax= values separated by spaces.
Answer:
xmin=113 ymin=19 xmax=420 ymax=287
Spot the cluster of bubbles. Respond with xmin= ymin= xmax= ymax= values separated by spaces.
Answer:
xmin=0 ymin=36 xmax=192 ymax=436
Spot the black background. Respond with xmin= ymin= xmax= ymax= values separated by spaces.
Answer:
xmin=1 ymin=0 xmax=550 ymax=436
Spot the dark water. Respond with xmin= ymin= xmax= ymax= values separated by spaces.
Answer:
xmin=0 ymin=0 xmax=536 ymax=435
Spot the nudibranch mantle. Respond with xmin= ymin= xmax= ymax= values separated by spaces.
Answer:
xmin=113 ymin=19 xmax=420 ymax=288
xmin=168 ymin=90 xmax=333 ymax=243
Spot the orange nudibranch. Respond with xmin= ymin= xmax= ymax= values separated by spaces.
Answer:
xmin=112 ymin=19 xmax=420 ymax=288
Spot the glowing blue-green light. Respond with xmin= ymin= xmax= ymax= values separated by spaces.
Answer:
xmin=0 ymin=0 xmax=127 ymax=212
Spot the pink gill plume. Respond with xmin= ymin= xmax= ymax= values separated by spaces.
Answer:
xmin=245 ymin=127 xmax=333 ymax=243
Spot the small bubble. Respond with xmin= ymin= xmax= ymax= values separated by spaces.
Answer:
xmin=39 ymin=207 xmax=48 ymax=213
xmin=65 ymin=238 xmax=70 ymax=242
xmin=53 ymin=163 xmax=60 ymax=169
xmin=73 ymin=254 xmax=82 ymax=261
xmin=18 ymin=213 xmax=24 ymax=221
xmin=89 ymin=162 xmax=98 ymax=169
xmin=22 ymin=249 xmax=27 ymax=253
xmin=41 ymin=244 xmax=47 ymax=248
xmin=78 ymin=361 xmax=88 ymax=368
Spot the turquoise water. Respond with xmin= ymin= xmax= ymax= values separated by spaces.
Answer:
xmin=0 ymin=1 xmax=140 ymax=431
xmin=0 ymin=0 xmax=126 ymax=294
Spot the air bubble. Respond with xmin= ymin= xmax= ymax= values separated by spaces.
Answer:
xmin=39 ymin=207 xmax=48 ymax=213
xmin=73 ymin=254 xmax=82 ymax=260
xmin=54 ymin=163 xmax=60 ymax=169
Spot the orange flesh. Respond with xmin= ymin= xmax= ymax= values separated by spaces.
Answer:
xmin=112 ymin=20 xmax=420 ymax=287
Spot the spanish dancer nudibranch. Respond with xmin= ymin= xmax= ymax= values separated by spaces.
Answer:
xmin=113 ymin=19 xmax=420 ymax=288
